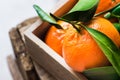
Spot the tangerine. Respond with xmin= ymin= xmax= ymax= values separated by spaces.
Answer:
xmin=62 ymin=17 xmax=120 ymax=72
xmin=96 ymin=0 xmax=120 ymax=13
xmin=45 ymin=21 xmax=72 ymax=56
xmin=45 ymin=0 xmax=120 ymax=57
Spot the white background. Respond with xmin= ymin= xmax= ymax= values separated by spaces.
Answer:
xmin=0 ymin=0 xmax=58 ymax=80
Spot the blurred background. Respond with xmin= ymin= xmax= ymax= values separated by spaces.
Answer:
xmin=0 ymin=0 xmax=58 ymax=79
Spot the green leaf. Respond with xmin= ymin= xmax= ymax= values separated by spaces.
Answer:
xmin=50 ymin=13 xmax=71 ymax=23
xmin=69 ymin=0 xmax=99 ymax=12
xmin=33 ymin=4 xmax=62 ymax=29
xmin=62 ymin=0 xmax=99 ymax=22
xmin=83 ymin=66 xmax=120 ymax=80
xmin=83 ymin=26 xmax=120 ymax=76
xmin=33 ymin=4 xmax=56 ymax=24
xmin=112 ymin=5 xmax=120 ymax=18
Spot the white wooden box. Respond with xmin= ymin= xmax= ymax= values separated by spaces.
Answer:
xmin=24 ymin=0 xmax=88 ymax=80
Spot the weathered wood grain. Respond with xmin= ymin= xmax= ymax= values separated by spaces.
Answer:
xmin=33 ymin=62 xmax=56 ymax=80
xmin=17 ymin=17 xmax=39 ymax=41
xmin=16 ymin=17 xmax=56 ymax=80
xmin=9 ymin=26 xmax=40 ymax=80
xmin=9 ymin=16 xmax=57 ymax=80
xmin=7 ymin=55 xmax=24 ymax=80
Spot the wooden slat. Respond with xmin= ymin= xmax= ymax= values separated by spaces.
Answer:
xmin=51 ymin=0 xmax=78 ymax=17
xmin=16 ymin=17 xmax=57 ymax=80
xmin=17 ymin=17 xmax=39 ymax=41
xmin=9 ymin=28 xmax=25 ymax=57
xmin=9 ymin=27 xmax=40 ymax=80
xmin=7 ymin=55 xmax=24 ymax=80
xmin=9 ymin=28 xmax=29 ymax=80
xmin=33 ymin=62 xmax=56 ymax=80
xmin=9 ymin=16 xmax=58 ymax=80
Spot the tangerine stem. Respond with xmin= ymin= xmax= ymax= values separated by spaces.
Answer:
xmin=118 ymin=18 xmax=120 ymax=23
xmin=70 ymin=21 xmax=81 ymax=32
xmin=112 ymin=0 xmax=116 ymax=2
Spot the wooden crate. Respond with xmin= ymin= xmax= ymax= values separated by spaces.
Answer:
xmin=8 ymin=16 xmax=58 ymax=80
xmin=24 ymin=0 xmax=88 ymax=80
xmin=8 ymin=17 xmax=41 ymax=80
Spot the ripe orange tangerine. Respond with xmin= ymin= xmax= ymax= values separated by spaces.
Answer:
xmin=96 ymin=0 xmax=120 ymax=13
xmin=45 ymin=0 xmax=120 ymax=57
xmin=45 ymin=21 xmax=72 ymax=56
xmin=62 ymin=17 xmax=120 ymax=72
